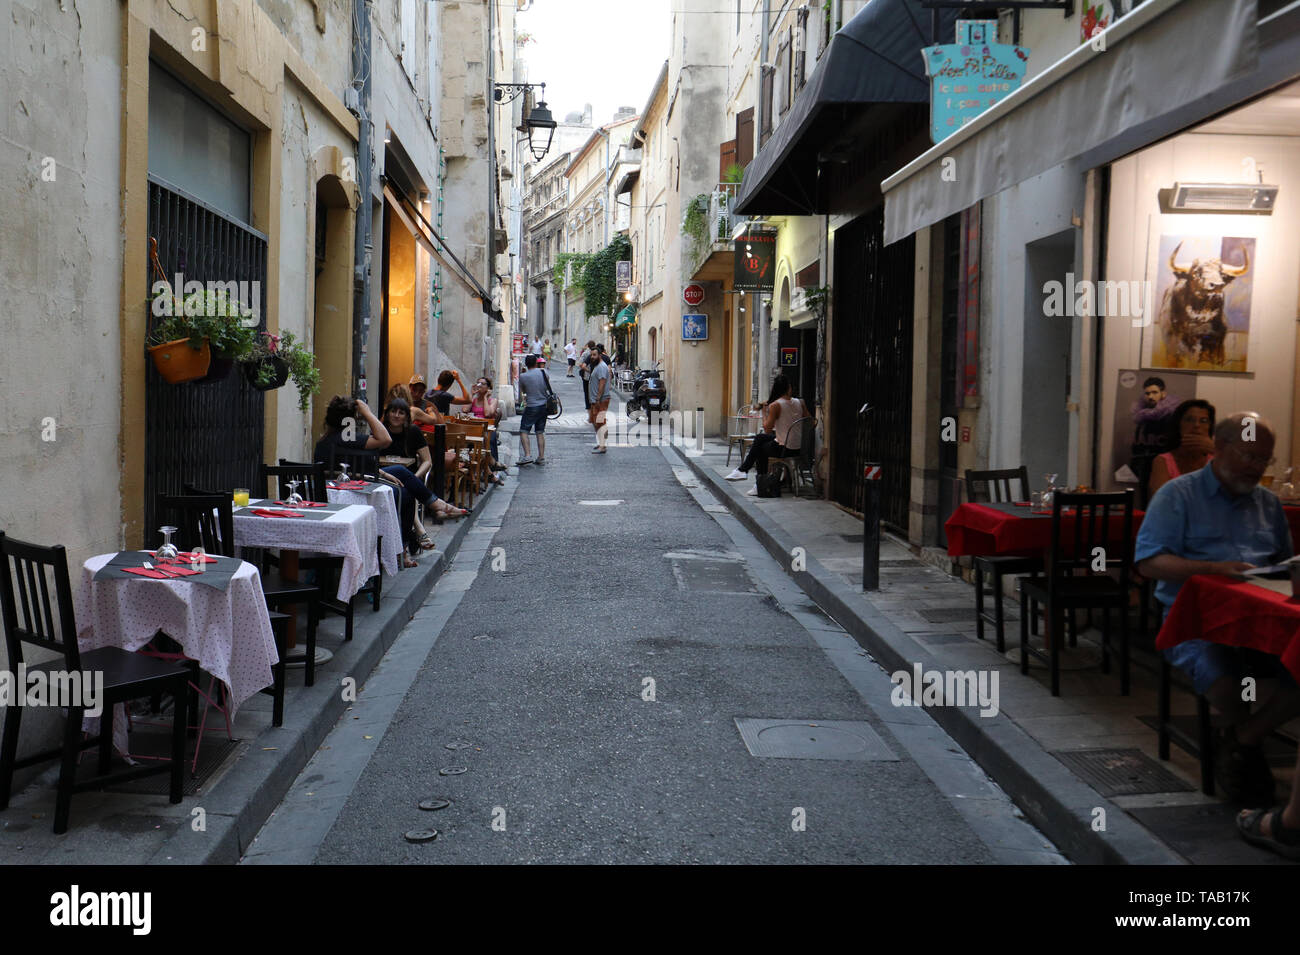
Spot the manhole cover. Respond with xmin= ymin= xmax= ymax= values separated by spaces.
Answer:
xmin=419 ymin=799 xmax=452 ymax=811
xmin=668 ymin=557 xmax=760 ymax=595
xmin=734 ymin=718 xmax=898 ymax=761
xmin=404 ymin=828 xmax=439 ymax=843
xmin=1051 ymin=748 xmax=1194 ymax=796
xmin=919 ymin=607 xmax=975 ymax=622
xmin=439 ymin=767 xmax=468 ymax=776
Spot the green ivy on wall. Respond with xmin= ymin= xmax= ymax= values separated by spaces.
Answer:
xmin=681 ymin=194 xmax=711 ymax=261
xmin=577 ymin=235 xmax=633 ymax=318
xmin=553 ymin=251 xmax=593 ymax=294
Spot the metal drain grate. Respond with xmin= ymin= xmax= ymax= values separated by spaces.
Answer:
xmin=96 ymin=733 xmax=241 ymax=797
xmin=734 ymin=718 xmax=898 ymax=761
xmin=919 ymin=607 xmax=977 ymax=622
xmin=1051 ymin=747 xmax=1194 ymax=796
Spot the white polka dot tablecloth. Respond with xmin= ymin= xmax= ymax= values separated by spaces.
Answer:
xmin=232 ymin=502 xmax=379 ymax=601
xmin=77 ymin=553 xmax=278 ymax=717
xmin=326 ymin=483 xmax=401 ymax=578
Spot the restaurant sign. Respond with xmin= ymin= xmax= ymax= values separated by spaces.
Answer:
xmin=616 ymin=260 xmax=632 ymax=292
xmin=733 ymin=231 xmax=776 ymax=293
xmin=923 ymin=20 xmax=1028 ymax=144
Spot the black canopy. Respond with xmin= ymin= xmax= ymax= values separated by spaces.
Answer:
xmin=734 ymin=0 xmax=957 ymax=216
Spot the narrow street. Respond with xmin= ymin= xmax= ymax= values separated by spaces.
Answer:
xmin=245 ymin=375 xmax=1059 ymax=864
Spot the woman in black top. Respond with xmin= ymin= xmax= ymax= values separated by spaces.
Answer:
xmin=377 ymin=397 xmax=467 ymax=559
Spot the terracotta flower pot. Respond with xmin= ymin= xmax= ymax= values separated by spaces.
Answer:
xmin=242 ymin=355 xmax=289 ymax=391
xmin=148 ymin=338 xmax=211 ymax=384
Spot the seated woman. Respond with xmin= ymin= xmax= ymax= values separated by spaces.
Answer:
xmin=387 ymin=382 xmax=460 ymax=469
xmin=1148 ymin=399 xmax=1216 ymax=498
xmin=376 ymin=397 xmax=467 ymax=554
xmin=723 ymin=374 xmax=809 ymax=493
xmin=468 ymin=376 xmax=507 ymax=483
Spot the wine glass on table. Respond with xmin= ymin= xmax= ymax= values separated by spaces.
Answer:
xmin=286 ymin=479 xmax=304 ymax=508
xmin=156 ymin=525 xmax=179 ymax=563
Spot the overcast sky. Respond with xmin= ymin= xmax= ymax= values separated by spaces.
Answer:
xmin=516 ymin=0 xmax=672 ymax=126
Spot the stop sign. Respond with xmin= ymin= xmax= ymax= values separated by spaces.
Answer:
xmin=683 ymin=284 xmax=705 ymax=307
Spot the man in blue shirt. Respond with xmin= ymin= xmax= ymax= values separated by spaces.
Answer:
xmin=1136 ymin=412 xmax=1300 ymax=812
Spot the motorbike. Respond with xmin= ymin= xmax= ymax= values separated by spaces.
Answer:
xmin=624 ymin=362 xmax=668 ymax=421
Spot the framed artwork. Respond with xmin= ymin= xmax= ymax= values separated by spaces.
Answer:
xmin=682 ymin=313 xmax=708 ymax=341
xmin=1144 ymin=234 xmax=1254 ymax=373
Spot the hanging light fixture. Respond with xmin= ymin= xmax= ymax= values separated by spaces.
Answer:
xmin=494 ymin=82 xmax=557 ymax=162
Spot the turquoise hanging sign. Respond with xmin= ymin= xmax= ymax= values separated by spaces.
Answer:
xmin=923 ymin=20 xmax=1029 ymax=144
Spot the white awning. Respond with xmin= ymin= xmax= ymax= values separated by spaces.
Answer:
xmin=882 ymin=0 xmax=1268 ymax=244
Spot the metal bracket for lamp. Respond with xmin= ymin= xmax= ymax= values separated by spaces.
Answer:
xmin=495 ymin=82 xmax=557 ymax=162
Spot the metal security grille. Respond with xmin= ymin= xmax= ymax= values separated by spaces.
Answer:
xmin=144 ymin=176 xmax=267 ymax=540
xmin=937 ymin=214 xmax=962 ymax=546
xmin=830 ymin=207 xmax=914 ymax=530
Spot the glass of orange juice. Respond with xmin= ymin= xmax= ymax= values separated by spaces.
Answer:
xmin=233 ymin=487 xmax=250 ymax=507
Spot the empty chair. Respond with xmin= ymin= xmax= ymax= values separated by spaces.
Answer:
xmin=1018 ymin=489 xmax=1136 ymax=696
xmin=965 ymin=467 xmax=1043 ymax=653
xmin=0 ymin=532 xmax=191 ymax=833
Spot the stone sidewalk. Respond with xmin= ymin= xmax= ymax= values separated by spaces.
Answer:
xmin=671 ymin=437 xmax=1296 ymax=865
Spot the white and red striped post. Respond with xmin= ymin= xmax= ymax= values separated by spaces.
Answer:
xmin=863 ymin=462 xmax=882 ymax=591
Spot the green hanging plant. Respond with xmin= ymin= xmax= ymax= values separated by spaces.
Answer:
xmin=802 ymin=284 xmax=831 ymax=321
xmin=682 ymin=194 xmax=711 ymax=260
xmin=576 ymin=235 xmax=632 ymax=318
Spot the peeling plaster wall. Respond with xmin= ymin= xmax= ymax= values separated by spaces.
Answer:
xmin=0 ymin=0 xmax=123 ymax=561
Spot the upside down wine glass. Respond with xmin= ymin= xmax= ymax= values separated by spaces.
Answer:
xmin=286 ymin=479 xmax=304 ymax=507
xmin=156 ymin=525 xmax=179 ymax=563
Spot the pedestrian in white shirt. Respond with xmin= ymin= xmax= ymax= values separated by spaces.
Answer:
xmin=564 ymin=338 xmax=578 ymax=376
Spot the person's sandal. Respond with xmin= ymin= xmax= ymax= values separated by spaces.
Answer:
xmin=1237 ymin=806 xmax=1300 ymax=860
xmin=417 ymin=532 xmax=436 ymax=550
xmin=402 ymin=553 xmax=419 ymax=568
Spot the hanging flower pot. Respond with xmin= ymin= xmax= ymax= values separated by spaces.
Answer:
xmin=242 ymin=354 xmax=289 ymax=391
xmin=148 ymin=338 xmax=212 ymax=384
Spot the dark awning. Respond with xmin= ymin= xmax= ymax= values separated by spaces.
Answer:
xmin=615 ymin=304 xmax=638 ymax=328
xmin=734 ymin=0 xmax=956 ymax=216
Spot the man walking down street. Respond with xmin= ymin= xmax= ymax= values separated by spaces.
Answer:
xmin=588 ymin=350 xmax=612 ymax=454
xmin=564 ymin=338 xmax=578 ymax=376
xmin=515 ymin=354 xmax=549 ymax=466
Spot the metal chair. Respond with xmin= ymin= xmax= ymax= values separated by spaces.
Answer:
xmin=767 ymin=417 xmax=817 ymax=495
xmin=965 ymin=467 xmax=1044 ymax=653
xmin=1018 ymin=490 xmax=1135 ymax=696
xmin=0 ymin=532 xmax=191 ymax=833
xmin=726 ymin=404 xmax=759 ymax=466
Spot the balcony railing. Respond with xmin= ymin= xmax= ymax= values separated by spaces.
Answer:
xmin=710 ymin=182 xmax=740 ymax=245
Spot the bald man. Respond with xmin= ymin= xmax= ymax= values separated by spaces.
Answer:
xmin=1136 ymin=412 xmax=1300 ymax=810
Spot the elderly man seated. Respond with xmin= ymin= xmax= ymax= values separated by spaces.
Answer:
xmin=1136 ymin=413 xmax=1300 ymax=829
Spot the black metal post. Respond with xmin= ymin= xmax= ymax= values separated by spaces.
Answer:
xmin=432 ymin=424 xmax=446 ymax=500
xmin=863 ymin=462 xmax=881 ymax=591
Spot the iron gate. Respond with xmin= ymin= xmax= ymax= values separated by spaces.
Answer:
xmin=830 ymin=207 xmax=915 ymax=530
xmin=143 ymin=176 xmax=268 ymax=541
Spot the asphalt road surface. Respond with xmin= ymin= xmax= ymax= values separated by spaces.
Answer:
xmin=245 ymin=372 xmax=1060 ymax=864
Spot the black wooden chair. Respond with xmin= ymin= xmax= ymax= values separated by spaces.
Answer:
xmin=263 ymin=611 xmax=289 ymax=727
xmin=274 ymin=460 xmax=383 ymax=638
xmin=1019 ymin=490 xmax=1135 ymax=696
xmin=965 ymin=467 xmax=1043 ymax=653
xmin=161 ymin=491 xmax=321 ymax=686
xmin=327 ymin=447 xmax=381 ymax=481
xmin=0 ymin=532 xmax=190 ymax=833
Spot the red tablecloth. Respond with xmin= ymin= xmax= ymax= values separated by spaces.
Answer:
xmin=945 ymin=502 xmax=1145 ymax=558
xmin=1156 ymin=574 xmax=1300 ymax=683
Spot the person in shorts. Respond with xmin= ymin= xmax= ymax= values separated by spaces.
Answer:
xmin=515 ymin=354 xmax=549 ymax=466
xmin=587 ymin=350 xmax=611 ymax=453
xmin=564 ymin=338 xmax=578 ymax=376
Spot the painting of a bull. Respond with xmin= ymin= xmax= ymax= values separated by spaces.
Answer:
xmin=1151 ymin=235 xmax=1254 ymax=372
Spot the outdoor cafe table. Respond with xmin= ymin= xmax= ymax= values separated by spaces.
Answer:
xmin=76 ymin=551 xmax=278 ymax=752
xmin=232 ymin=499 xmax=380 ymax=602
xmin=1156 ymin=573 xmax=1300 ymax=683
xmin=945 ymin=501 xmax=1146 ymax=559
xmin=325 ymin=480 xmax=401 ymax=578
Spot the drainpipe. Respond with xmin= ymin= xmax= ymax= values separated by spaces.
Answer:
xmin=753 ymin=0 xmax=771 ymax=405
xmin=352 ymin=0 xmax=374 ymax=402
xmin=486 ymin=0 xmax=497 ymax=378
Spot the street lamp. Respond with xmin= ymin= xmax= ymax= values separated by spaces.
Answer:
xmin=494 ymin=82 xmax=557 ymax=162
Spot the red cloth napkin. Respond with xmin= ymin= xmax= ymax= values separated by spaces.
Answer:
xmin=123 ymin=567 xmax=170 ymax=579
xmin=123 ymin=566 xmax=199 ymax=579
xmin=251 ymin=508 xmax=304 ymax=518
xmin=274 ymin=500 xmax=326 ymax=507
xmin=173 ymin=552 xmax=217 ymax=563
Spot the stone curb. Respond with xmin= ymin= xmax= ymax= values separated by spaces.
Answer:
xmin=147 ymin=483 xmax=497 ymax=865
xmin=670 ymin=446 xmax=1184 ymax=866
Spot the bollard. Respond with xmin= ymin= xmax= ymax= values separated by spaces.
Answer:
xmin=432 ymin=423 xmax=446 ymax=500
xmin=863 ymin=463 xmax=882 ymax=591
xmin=696 ymin=407 xmax=704 ymax=453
